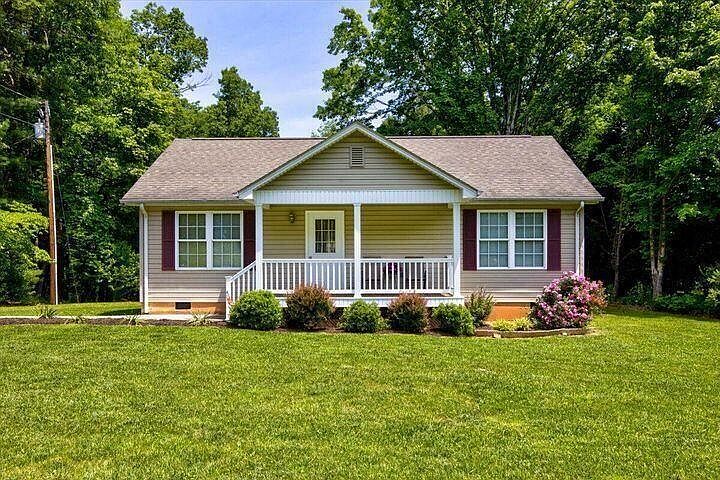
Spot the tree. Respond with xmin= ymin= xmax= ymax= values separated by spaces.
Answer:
xmin=130 ymin=2 xmax=209 ymax=89
xmin=315 ymin=0 xmax=613 ymax=135
xmin=201 ymin=67 xmax=279 ymax=137
xmin=568 ymin=0 xmax=720 ymax=297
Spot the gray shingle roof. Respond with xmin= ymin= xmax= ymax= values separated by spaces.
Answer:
xmin=121 ymin=134 xmax=602 ymax=203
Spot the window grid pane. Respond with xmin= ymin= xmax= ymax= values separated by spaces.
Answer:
xmin=314 ymin=218 xmax=336 ymax=254
xmin=514 ymin=212 xmax=544 ymax=267
xmin=211 ymin=213 xmax=242 ymax=268
xmin=178 ymin=240 xmax=207 ymax=268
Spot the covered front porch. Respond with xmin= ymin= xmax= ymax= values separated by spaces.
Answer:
xmin=225 ymin=190 xmax=464 ymax=318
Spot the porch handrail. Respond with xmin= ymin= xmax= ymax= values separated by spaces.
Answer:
xmin=225 ymin=261 xmax=257 ymax=320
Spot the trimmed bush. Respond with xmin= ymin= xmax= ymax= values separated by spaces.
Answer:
xmin=285 ymin=284 xmax=335 ymax=330
xmin=492 ymin=317 xmax=533 ymax=332
xmin=433 ymin=303 xmax=475 ymax=336
xmin=530 ymin=272 xmax=606 ymax=329
xmin=340 ymin=300 xmax=386 ymax=333
xmin=388 ymin=293 xmax=428 ymax=333
xmin=465 ymin=288 xmax=495 ymax=327
xmin=229 ymin=290 xmax=282 ymax=330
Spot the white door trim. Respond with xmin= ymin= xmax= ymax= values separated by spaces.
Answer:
xmin=305 ymin=210 xmax=345 ymax=258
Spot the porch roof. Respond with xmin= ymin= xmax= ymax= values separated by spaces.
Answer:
xmin=121 ymin=124 xmax=603 ymax=204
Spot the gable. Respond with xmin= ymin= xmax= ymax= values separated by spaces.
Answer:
xmin=262 ymin=132 xmax=453 ymax=191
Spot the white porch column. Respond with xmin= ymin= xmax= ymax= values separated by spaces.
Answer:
xmin=452 ymin=202 xmax=462 ymax=298
xmin=353 ymin=203 xmax=362 ymax=298
xmin=255 ymin=203 xmax=264 ymax=289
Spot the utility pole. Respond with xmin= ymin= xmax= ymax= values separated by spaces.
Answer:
xmin=42 ymin=100 xmax=59 ymax=305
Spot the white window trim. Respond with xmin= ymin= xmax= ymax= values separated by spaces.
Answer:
xmin=175 ymin=211 xmax=244 ymax=271
xmin=476 ymin=209 xmax=547 ymax=270
xmin=305 ymin=210 xmax=345 ymax=258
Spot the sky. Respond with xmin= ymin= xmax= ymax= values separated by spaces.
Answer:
xmin=120 ymin=0 xmax=371 ymax=137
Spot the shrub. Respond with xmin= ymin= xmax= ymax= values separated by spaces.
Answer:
xmin=284 ymin=284 xmax=334 ymax=330
xmin=388 ymin=293 xmax=428 ymax=333
xmin=187 ymin=311 xmax=213 ymax=326
xmin=66 ymin=315 xmax=87 ymax=324
xmin=340 ymin=300 xmax=386 ymax=333
xmin=618 ymin=283 xmax=653 ymax=307
xmin=465 ymin=288 xmax=495 ymax=327
xmin=36 ymin=305 xmax=58 ymax=320
xmin=529 ymin=272 xmax=607 ymax=329
xmin=433 ymin=303 xmax=475 ymax=336
xmin=229 ymin=290 xmax=282 ymax=330
xmin=492 ymin=317 xmax=533 ymax=332
xmin=652 ymin=293 xmax=712 ymax=316
xmin=124 ymin=314 xmax=144 ymax=326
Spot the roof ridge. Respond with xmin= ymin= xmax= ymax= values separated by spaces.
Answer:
xmin=186 ymin=137 xmax=322 ymax=141
xmin=388 ymin=135 xmax=534 ymax=139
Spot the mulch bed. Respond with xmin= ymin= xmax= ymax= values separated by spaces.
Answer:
xmin=0 ymin=316 xmax=590 ymax=337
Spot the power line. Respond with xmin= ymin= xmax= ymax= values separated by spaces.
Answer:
xmin=8 ymin=133 xmax=36 ymax=148
xmin=0 ymin=84 xmax=32 ymax=100
xmin=0 ymin=110 xmax=35 ymax=126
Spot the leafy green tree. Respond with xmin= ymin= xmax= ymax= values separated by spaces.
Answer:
xmin=130 ymin=2 xmax=208 ymax=88
xmin=0 ymin=200 xmax=48 ymax=303
xmin=316 ymin=1 xmax=612 ymax=135
xmin=202 ymin=67 xmax=279 ymax=137
xmin=566 ymin=0 xmax=720 ymax=297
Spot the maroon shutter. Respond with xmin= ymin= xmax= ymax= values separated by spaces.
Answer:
xmin=462 ymin=209 xmax=477 ymax=270
xmin=547 ymin=209 xmax=561 ymax=271
xmin=161 ymin=211 xmax=175 ymax=271
xmin=243 ymin=210 xmax=255 ymax=267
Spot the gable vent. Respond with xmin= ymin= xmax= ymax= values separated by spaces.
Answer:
xmin=349 ymin=145 xmax=365 ymax=167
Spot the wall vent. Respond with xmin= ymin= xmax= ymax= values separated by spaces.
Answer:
xmin=175 ymin=301 xmax=191 ymax=310
xmin=349 ymin=145 xmax=365 ymax=167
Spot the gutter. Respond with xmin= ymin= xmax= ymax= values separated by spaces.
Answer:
xmin=139 ymin=204 xmax=149 ymax=314
xmin=575 ymin=201 xmax=585 ymax=275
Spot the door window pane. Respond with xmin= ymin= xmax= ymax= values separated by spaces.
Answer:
xmin=314 ymin=218 xmax=336 ymax=254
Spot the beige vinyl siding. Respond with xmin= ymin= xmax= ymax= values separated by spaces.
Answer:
xmin=461 ymin=207 xmax=577 ymax=302
xmin=143 ymin=203 xmax=579 ymax=306
xmin=264 ymin=206 xmax=354 ymax=258
xmin=361 ymin=205 xmax=452 ymax=257
xmin=263 ymin=134 xmax=451 ymax=190
xmin=146 ymin=206 xmax=248 ymax=303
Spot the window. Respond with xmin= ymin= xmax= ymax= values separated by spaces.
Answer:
xmin=177 ymin=212 xmax=243 ymax=269
xmin=314 ymin=218 xmax=336 ymax=254
xmin=478 ymin=212 xmax=509 ymax=268
xmin=477 ymin=210 xmax=546 ymax=269
xmin=178 ymin=213 xmax=207 ymax=268
xmin=515 ymin=212 xmax=545 ymax=267
xmin=212 ymin=213 xmax=242 ymax=268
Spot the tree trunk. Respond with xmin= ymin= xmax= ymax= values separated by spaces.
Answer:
xmin=649 ymin=198 xmax=667 ymax=299
xmin=611 ymin=226 xmax=625 ymax=297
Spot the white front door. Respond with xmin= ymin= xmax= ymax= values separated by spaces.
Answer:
xmin=305 ymin=211 xmax=345 ymax=259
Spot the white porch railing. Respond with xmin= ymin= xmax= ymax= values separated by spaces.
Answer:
xmin=359 ymin=257 xmax=453 ymax=294
xmin=263 ymin=259 xmax=355 ymax=294
xmin=226 ymin=257 xmax=455 ymax=319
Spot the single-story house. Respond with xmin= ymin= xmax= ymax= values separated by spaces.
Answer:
xmin=121 ymin=122 xmax=602 ymax=319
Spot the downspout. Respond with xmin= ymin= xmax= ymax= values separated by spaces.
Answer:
xmin=139 ymin=204 xmax=149 ymax=314
xmin=575 ymin=201 xmax=585 ymax=275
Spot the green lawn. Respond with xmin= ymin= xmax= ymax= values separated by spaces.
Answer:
xmin=0 ymin=308 xmax=718 ymax=479
xmin=0 ymin=301 xmax=140 ymax=317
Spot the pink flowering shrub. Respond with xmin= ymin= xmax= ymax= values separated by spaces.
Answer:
xmin=529 ymin=272 xmax=607 ymax=329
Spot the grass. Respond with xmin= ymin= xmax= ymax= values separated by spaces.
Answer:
xmin=0 ymin=308 xmax=718 ymax=479
xmin=0 ymin=301 xmax=140 ymax=317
